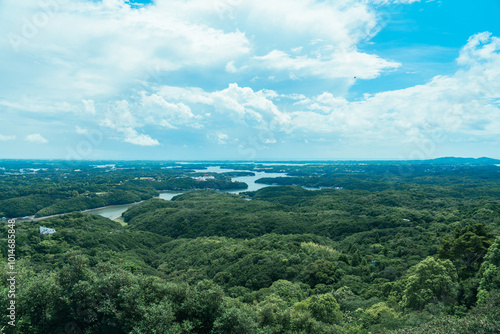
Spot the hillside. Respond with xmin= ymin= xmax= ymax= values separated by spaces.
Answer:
xmin=1 ymin=162 xmax=500 ymax=333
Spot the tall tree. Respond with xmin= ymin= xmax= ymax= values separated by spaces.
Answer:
xmin=438 ymin=224 xmax=494 ymax=276
xmin=401 ymin=257 xmax=458 ymax=310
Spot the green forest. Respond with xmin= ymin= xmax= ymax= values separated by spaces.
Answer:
xmin=0 ymin=161 xmax=246 ymax=218
xmin=1 ymin=160 xmax=500 ymax=333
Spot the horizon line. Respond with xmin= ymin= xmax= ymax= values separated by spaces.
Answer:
xmin=0 ymin=156 xmax=499 ymax=162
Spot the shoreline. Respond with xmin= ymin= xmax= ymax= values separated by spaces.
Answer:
xmin=12 ymin=182 xmax=272 ymax=223
xmin=15 ymin=200 xmax=147 ymax=223
xmin=13 ymin=188 xmax=229 ymax=222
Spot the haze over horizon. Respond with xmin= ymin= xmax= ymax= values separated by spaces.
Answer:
xmin=1 ymin=0 xmax=500 ymax=160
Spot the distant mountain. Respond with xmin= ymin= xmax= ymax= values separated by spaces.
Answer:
xmin=420 ymin=157 xmax=500 ymax=165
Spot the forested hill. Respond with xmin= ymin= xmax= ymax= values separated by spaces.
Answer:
xmin=0 ymin=161 xmax=247 ymax=218
xmin=1 ymin=162 xmax=500 ymax=333
xmin=423 ymin=157 xmax=500 ymax=165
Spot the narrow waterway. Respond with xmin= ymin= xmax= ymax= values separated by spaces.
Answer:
xmin=84 ymin=167 xmax=289 ymax=219
xmin=83 ymin=203 xmax=138 ymax=220
xmin=193 ymin=166 xmax=289 ymax=193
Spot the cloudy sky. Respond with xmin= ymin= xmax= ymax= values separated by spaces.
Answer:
xmin=1 ymin=0 xmax=499 ymax=160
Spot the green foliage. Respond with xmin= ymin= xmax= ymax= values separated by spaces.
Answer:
xmin=179 ymin=280 xmax=225 ymax=333
xmin=122 ymin=198 xmax=171 ymax=222
xmin=294 ymin=293 xmax=342 ymax=324
xmin=401 ymin=257 xmax=458 ymax=310
xmin=35 ymin=189 xmax=152 ymax=217
xmin=0 ymin=194 xmax=57 ymax=217
xmin=211 ymin=298 xmax=260 ymax=334
xmin=268 ymin=280 xmax=307 ymax=304
xmin=0 ymin=162 xmax=247 ymax=218
xmin=391 ymin=291 xmax=500 ymax=334
xmin=126 ymin=192 xmax=299 ymax=239
xmin=155 ymin=177 xmax=247 ymax=191
xmin=477 ymin=237 xmax=500 ymax=304
xmin=156 ymin=234 xmax=339 ymax=290
xmin=364 ymin=301 xmax=399 ymax=330
xmin=2 ymin=162 xmax=500 ymax=333
xmin=438 ymin=224 xmax=494 ymax=276
xmin=302 ymin=260 xmax=339 ymax=287
xmin=130 ymin=300 xmax=179 ymax=334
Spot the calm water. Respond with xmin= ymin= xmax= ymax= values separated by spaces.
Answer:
xmin=194 ymin=166 xmax=289 ymax=193
xmin=225 ymin=171 xmax=289 ymax=193
xmin=158 ymin=191 xmax=184 ymax=200
xmin=84 ymin=204 xmax=137 ymax=220
xmin=85 ymin=193 xmax=183 ymax=220
xmin=87 ymin=167 xmax=288 ymax=219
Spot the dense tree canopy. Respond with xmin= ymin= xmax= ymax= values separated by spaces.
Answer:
xmin=1 ymin=160 xmax=500 ymax=333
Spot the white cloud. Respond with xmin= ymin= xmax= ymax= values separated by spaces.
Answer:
xmin=75 ymin=126 xmax=88 ymax=135
xmin=0 ymin=133 xmax=15 ymax=141
xmin=241 ymin=0 xmax=378 ymax=48
xmin=140 ymin=93 xmax=197 ymax=127
xmin=25 ymin=133 xmax=48 ymax=144
xmin=82 ymin=100 xmax=96 ymax=115
xmin=158 ymin=120 xmax=177 ymax=129
xmin=101 ymin=100 xmax=137 ymax=130
xmin=98 ymin=96 xmax=195 ymax=145
xmin=0 ymin=0 xmax=407 ymax=113
xmin=0 ymin=99 xmax=73 ymax=113
xmin=2 ymin=0 xmax=492 ymax=159
xmin=307 ymin=93 xmax=349 ymax=114
xmin=255 ymin=49 xmax=400 ymax=80
xmin=68 ymin=31 xmax=500 ymax=154
xmin=372 ymin=0 xmax=425 ymax=4
xmin=457 ymin=32 xmax=500 ymax=67
xmin=215 ymin=132 xmax=229 ymax=144
xmin=138 ymin=32 xmax=500 ymax=147
xmin=0 ymin=0 xmax=251 ymax=104
xmin=157 ymin=83 xmax=290 ymax=127
xmin=225 ymin=61 xmax=238 ymax=73
xmin=238 ymin=0 xmax=398 ymax=81
xmin=153 ymin=0 xmax=378 ymax=47
xmin=284 ymin=32 xmax=500 ymax=142
xmin=121 ymin=128 xmax=160 ymax=146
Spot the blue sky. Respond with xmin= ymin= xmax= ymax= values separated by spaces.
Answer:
xmin=1 ymin=0 xmax=499 ymax=160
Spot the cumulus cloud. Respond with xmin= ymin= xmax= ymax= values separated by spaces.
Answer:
xmin=156 ymin=83 xmax=290 ymax=128
xmin=121 ymin=128 xmax=160 ymax=146
xmin=236 ymin=0 xmax=402 ymax=81
xmin=101 ymin=100 xmax=137 ymax=130
xmin=25 ymin=133 xmax=48 ymax=144
xmin=284 ymin=32 xmax=500 ymax=142
xmin=99 ymin=100 xmax=158 ymax=145
xmin=2 ymin=0 xmax=493 ymax=158
xmin=0 ymin=0 xmax=404 ymax=113
xmin=457 ymin=32 xmax=500 ymax=67
xmin=155 ymin=0 xmax=378 ymax=47
xmin=140 ymin=93 xmax=197 ymax=127
xmin=143 ymin=32 xmax=500 ymax=147
xmin=240 ymin=0 xmax=378 ymax=48
xmin=0 ymin=0 xmax=251 ymax=105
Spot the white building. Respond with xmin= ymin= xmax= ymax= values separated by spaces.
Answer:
xmin=40 ymin=226 xmax=56 ymax=235
xmin=192 ymin=175 xmax=215 ymax=181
